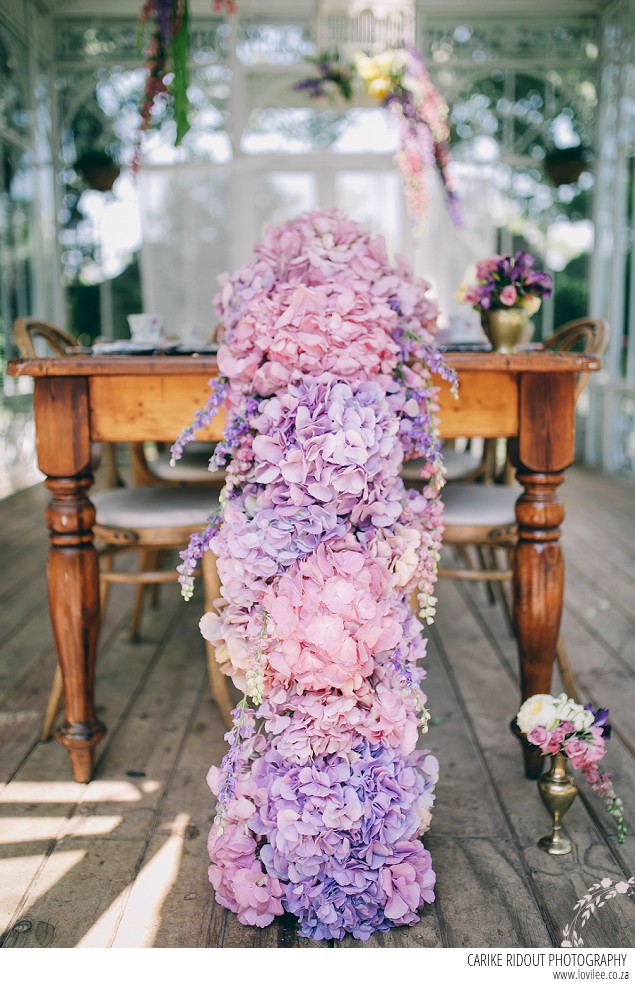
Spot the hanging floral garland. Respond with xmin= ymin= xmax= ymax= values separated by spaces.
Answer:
xmin=137 ymin=0 xmax=192 ymax=146
xmin=135 ymin=0 xmax=236 ymax=159
xmin=135 ymin=4 xmax=460 ymax=235
xmin=294 ymin=47 xmax=462 ymax=231
xmin=171 ymin=209 xmax=457 ymax=940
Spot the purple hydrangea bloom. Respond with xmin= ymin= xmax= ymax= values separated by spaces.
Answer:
xmin=245 ymin=741 xmax=438 ymax=941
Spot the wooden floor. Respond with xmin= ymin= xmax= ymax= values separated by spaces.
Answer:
xmin=0 ymin=466 xmax=634 ymax=949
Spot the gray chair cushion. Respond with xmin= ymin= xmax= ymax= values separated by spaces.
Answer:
xmin=92 ymin=487 xmax=221 ymax=529
xmin=402 ymin=448 xmax=482 ymax=482
xmin=441 ymin=484 xmax=519 ymax=526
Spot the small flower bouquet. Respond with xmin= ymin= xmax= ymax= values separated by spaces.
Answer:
xmin=456 ymin=252 xmax=552 ymax=315
xmin=294 ymin=46 xmax=461 ymax=229
xmin=517 ymin=693 xmax=626 ymax=843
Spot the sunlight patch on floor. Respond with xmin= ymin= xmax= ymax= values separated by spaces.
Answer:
xmin=1 ymin=849 xmax=86 ymax=927
xmin=0 ymin=780 xmax=151 ymax=804
xmin=0 ymin=815 xmax=122 ymax=845
xmin=78 ymin=813 xmax=189 ymax=948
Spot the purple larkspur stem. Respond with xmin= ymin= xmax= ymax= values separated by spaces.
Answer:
xmin=170 ymin=377 xmax=228 ymax=461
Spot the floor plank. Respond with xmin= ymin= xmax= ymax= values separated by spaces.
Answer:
xmin=0 ymin=467 xmax=633 ymax=948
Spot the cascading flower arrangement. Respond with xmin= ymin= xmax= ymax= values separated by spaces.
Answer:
xmin=517 ymin=693 xmax=626 ymax=844
xmin=456 ymin=252 xmax=553 ymax=316
xmin=294 ymin=47 xmax=462 ymax=231
xmin=171 ymin=209 xmax=457 ymax=940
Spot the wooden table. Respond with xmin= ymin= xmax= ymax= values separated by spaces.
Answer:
xmin=7 ymin=351 xmax=601 ymax=783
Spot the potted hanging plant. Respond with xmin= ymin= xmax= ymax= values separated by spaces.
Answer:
xmin=544 ymin=145 xmax=592 ymax=187
xmin=74 ymin=149 xmax=121 ymax=192
xmin=293 ymin=45 xmax=462 ymax=230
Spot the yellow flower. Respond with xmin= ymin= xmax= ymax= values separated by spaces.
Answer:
xmin=374 ymin=50 xmax=399 ymax=73
xmin=454 ymin=263 xmax=476 ymax=303
xmin=519 ymin=294 xmax=541 ymax=315
xmin=354 ymin=53 xmax=380 ymax=82
xmin=368 ymin=77 xmax=392 ymax=101
xmin=454 ymin=284 xmax=468 ymax=303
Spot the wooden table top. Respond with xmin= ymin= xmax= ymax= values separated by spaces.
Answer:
xmin=7 ymin=349 xmax=602 ymax=378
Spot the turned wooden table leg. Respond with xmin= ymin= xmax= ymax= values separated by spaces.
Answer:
xmin=34 ymin=376 xmax=106 ymax=782
xmin=45 ymin=475 xmax=105 ymax=781
xmin=510 ymin=371 xmax=575 ymax=779
xmin=513 ymin=470 xmax=566 ymax=779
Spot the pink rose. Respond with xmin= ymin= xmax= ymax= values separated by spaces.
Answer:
xmin=476 ymin=257 xmax=501 ymax=279
xmin=499 ymin=285 xmax=518 ymax=306
xmin=465 ymin=286 xmax=481 ymax=306
xmin=528 ymin=725 xmax=550 ymax=751
xmin=564 ymin=736 xmax=590 ymax=768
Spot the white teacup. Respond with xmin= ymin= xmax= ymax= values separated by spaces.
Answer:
xmin=127 ymin=314 xmax=165 ymax=344
xmin=179 ymin=323 xmax=212 ymax=345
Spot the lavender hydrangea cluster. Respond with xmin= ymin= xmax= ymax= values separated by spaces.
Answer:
xmin=207 ymin=741 xmax=439 ymax=940
xmin=174 ymin=209 xmax=456 ymax=940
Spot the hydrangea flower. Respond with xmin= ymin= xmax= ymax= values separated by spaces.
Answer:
xmin=171 ymin=210 xmax=454 ymax=939
xmin=208 ymin=741 xmax=438 ymax=939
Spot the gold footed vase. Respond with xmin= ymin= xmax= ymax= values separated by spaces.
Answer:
xmin=481 ymin=307 xmax=530 ymax=353
xmin=537 ymin=752 xmax=578 ymax=855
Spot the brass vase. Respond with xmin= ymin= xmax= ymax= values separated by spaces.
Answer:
xmin=537 ymin=752 xmax=578 ymax=855
xmin=480 ymin=307 xmax=530 ymax=353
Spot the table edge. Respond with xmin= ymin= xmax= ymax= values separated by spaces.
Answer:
xmin=7 ymin=351 xmax=602 ymax=378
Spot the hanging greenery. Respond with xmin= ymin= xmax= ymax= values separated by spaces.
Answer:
xmin=137 ymin=0 xmax=191 ymax=150
xmin=136 ymin=0 xmax=237 ymax=163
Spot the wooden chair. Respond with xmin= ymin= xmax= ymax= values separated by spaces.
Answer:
xmin=542 ymin=317 xmax=608 ymax=399
xmin=14 ymin=318 xmax=77 ymax=356
xmin=129 ymin=440 xmax=225 ymax=488
xmin=401 ymin=438 xmax=499 ymax=485
xmin=13 ymin=317 xmax=233 ymax=736
xmin=436 ymin=317 xmax=609 ymax=693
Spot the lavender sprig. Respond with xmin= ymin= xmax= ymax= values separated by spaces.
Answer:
xmin=390 ymin=644 xmax=429 ymax=726
xmin=213 ymin=614 xmax=268 ymax=832
xmin=213 ymin=700 xmax=256 ymax=833
xmin=170 ymin=376 xmax=228 ymax=462
xmin=417 ymin=341 xmax=459 ymax=396
xmin=209 ymin=395 xmax=260 ymax=470
xmin=176 ymin=509 xmax=222 ymax=599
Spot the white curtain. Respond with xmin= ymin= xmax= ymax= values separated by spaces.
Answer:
xmin=137 ymin=165 xmax=231 ymax=340
xmin=413 ymin=167 xmax=498 ymax=334
xmin=136 ymin=157 xmax=499 ymax=341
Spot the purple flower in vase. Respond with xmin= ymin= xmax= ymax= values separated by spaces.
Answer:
xmin=514 ymin=250 xmax=536 ymax=270
xmin=457 ymin=250 xmax=553 ymax=314
xmin=523 ymin=271 xmax=553 ymax=296
xmin=586 ymin=703 xmax=612 ymax=740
